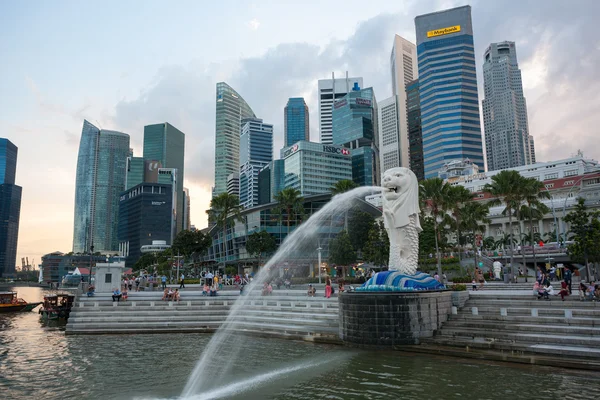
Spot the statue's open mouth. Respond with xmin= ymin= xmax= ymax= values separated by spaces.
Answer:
xmin=386 ymin=186 xmax=398 ymax=193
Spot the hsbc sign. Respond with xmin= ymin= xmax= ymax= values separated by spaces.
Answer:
xmin=322 ymin=145 xmax=350 ymax=156
xmin=283 ymin=143 xmax=299 ymax=158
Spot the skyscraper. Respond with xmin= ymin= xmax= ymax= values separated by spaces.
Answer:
xmin=239 ymin=118 xmax=273 ymax=209
xmin=284 ymin=98 xmax=309 ymax=147
xmin=332 ymin=85 xmax=380 ymax=186
xmin=415 ymin=5 xmax=484 ymax=178
xmin=72 ymin=120 xmax=130 ymax=253
xmin=183 ymin=187 xmax=191 ymax=230
xmin=483 ymin=41 xmax=534 ymax=171
xmin=379 ymin=35 xmax=418 ymax=170
xmin=0 ymin=138 xmax=21 ymax=277
xmin=143 ymin=122 xmax=185 ymax=233
xmin=406 ymin=79 xmax=425 ymax=181
xmin=213 ymin=82 xmax=256 ymax=197
xmin=318 ymin=73 xmax=363 ymax=145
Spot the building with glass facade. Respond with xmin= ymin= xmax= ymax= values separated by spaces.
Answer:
xmin=483 ymin=41 xmax=535 ymax=171
xmin=0 ymin=138 xmax=21 ymax=277
xmin=258 ymin=165 xmax=271 ymax=205
xmin=214 ymin=82 xmax=256 ymax=197
xmin=203 ymin=193 xmax=381 ymax=268
xmin=281 ymin=141 xmax=352 ymax=196
xmin=415 ymin=5 xmax=484 ymax=178
xmin=377 ymin=96 xmax=400 ymax=172
xmin=125 ymin=156 xmax=144 ymax=190
xmin=227 ymin=172 xmax=240 ymax=197
xmin=331 ymin=86 xmax=380 ymax=186
xmin=183 ymin=187 xmax=191 ymax=230
xmin=318 ymin=73 xmax=363 ymax=145
xmin=239 ymin=118 xmax=273 ymax=209
xmin=406 ymin=79 xmax=425 ymax=181
xmin=143 ymin=122 xmax=185 ymax=233
xmin=271 ymin=159 xmax=285 ymax=202
xmin=72 ymin=120 xmax=130 ymax=254
xmin=284 ymin=98 xmax=309 ymax=147
xmin=118 ymin=183 xmax=175 ymax=267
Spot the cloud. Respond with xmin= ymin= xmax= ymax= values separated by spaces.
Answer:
xmin=110 ymin=0 xmax=600 ymax=228
xmin=247 ymin=18 xmax=260 ymax=31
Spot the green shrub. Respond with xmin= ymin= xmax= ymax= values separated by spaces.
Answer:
xmin=451 ymin=275 xmax=474 ymax=283
xmin=450 ymin=284 xmax=467 ymax=291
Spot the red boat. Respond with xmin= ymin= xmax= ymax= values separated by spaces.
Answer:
xmin=0 ymin=292 xmax=42 ymax=312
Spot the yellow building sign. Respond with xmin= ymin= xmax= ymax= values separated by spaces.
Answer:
xmin=427 ymin=25 xmax=461 ymax=38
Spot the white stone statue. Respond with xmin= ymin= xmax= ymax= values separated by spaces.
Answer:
xmin=493 ymin=261 xmax=502 ymax=280
xmin=381 ymin=167 xmax=422 ymax=275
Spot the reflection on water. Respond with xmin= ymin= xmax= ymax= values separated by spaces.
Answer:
xmin=1 ymin=287 xmax=599 ymax=400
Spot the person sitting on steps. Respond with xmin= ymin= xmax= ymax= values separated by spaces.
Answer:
xmin=307 ymin=284 xmax=316 ymax=297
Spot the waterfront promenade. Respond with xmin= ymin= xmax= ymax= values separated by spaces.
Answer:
xmin=66 ymin=282 xmax=600 ymax=370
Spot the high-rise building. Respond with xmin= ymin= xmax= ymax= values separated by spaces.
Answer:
xmin=72 ymin=120 xmax=129 ymax=254
xmin=213 ymin=82 xmax=256 ymax=197
xmin=529 ymin=135 xmax=536 ymax=163
xmin=125 ymin=156 xmax=144 ymax=190
xmin=332 ymin=85 xmax=380 ymax=186
xmin=270 ymin=159 xmax=285 ymax=202
xmin=284 ymin=98 xmax=309 ymax=147
xmin=382 ymin=35 xmax=418 ymax=170
xmin=239 ymin=118 xmax=273 ymax=209
xmin=377 ymin=96 xmax=400 ymax=172
xmin=318 ymin=73 xmax=363 ymax=145
xmin=183 ymin=187 xmax=191 ymax=230
xmin=257 ymin=165 xmax=271 ymax=205
xmin=415 ymin=5 xmax=484 ymax=178
xmin=143 ymin=122 xmax=185 ymax=233
xmin=406 ymin=79 xmax=425 ymax=181
xmin=281 ymin=141 xmax=352 ymax=196
xmin=0 ymin=138 xmax=21 ymax=277
xmin=482 ymin=41 xmax=534 ymax=171
xmin=117 ymin=182 xmax=175 ymax=267
xmin=227 ymin=173 xmax=240 ymax=197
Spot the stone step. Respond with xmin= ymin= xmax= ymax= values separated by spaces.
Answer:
xmin=69 ymin=304 xmax=339 ymax=314
xmin=442 ymin=320 xmax=600 ymax=335
xmin=427 ymin=336 xmax=600 ymax=361
xmin=450 ymin=314 xmax=600 ymax=326
xmin=465 ymin=298 xmax=600 ymax=307
xmin=69 ymin=309 xmax=338 ymax=320
xmin=437 ymin=328 xmax=600 ymax=347
xmin=456 ymin=306 xmax=600 ymax=317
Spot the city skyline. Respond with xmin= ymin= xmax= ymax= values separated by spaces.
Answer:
xmin=2 ymin=0 xmax=599 ymax=267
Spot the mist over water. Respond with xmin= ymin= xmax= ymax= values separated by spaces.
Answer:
xmin=181 ymin=186 xmax=382 ymax=397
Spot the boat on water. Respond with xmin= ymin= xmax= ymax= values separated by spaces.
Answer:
xmin=39 ymin=293 xmax=75 ymax=320
xmin=0 ymin=292 xmax=43 ymax=312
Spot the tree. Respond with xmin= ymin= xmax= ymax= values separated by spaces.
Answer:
xmin=330 ymin=179 xmax=358 ymax=195
xmin=459 ymin=201 xmax=490 ymax=273
xmin=172 ymin=229 xmax=212 ymax=264
xmin=328 ymin=230 xmax=357 ymax=277
xmin=420 ymin=177 xmax=451 ymax=277
xmin=419 ymin=216 xmax=438 ymax=257
xmin=207 ymin=193 xmax=243 ymax=268
xmin=245 ymin=230 xmax=277 ymax=268
xmin=564 ymin=198 xmax=600 ymax=279
xmin=483 ymin=170 xmax=525 ymax=276
xmin=347 ymin=210 xmax=375 ymax=255
xmin=274 ymin=187 xmax=305 ymax=237
xmin=483 ymin=236 xmax=496 ymax=251
xmin=446 ymin=185 xmax=475 ymax=265
xmin=363 ymin=221 xmax=389 ymax=268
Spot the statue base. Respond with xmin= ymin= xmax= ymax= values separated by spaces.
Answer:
xmin=355 ymin=271 xmax=445 ymax=292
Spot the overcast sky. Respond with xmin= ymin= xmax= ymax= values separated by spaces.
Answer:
xmin=1 ymin=0 xmax=599 ymax=267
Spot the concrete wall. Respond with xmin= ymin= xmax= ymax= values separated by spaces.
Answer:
xmin=95 ymin=262 xmax=125 ymax=293
xmin=338 ymin=291 xmax=452 ymax=346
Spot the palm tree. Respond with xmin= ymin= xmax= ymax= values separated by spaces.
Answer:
xmin=330 ymin=179 xmax=358 ymax=195
xmin=274 ymin=187 xmax=305 ymax=238
xmin=519 ymin=177 xmax=551 ymax=279
xmin=206 ymin=193 xmax=243 ymax=268
xmin=460 ymin=201 xmax=491 ymax=271
xmin=447 ymin=185 xmax=475 ymax=266
xmin=483 ymin=170 xmax=524 ymax=276
xmin=420 ymin=178 xmax=451 ymax=278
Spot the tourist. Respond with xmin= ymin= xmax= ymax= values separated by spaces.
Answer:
xmin=434 ymin=272 xmax=440 ymax=282
xmin=123 ymin=277 xmax=128 ymax=291
xmin=338 ymin=280 xmax=345 ymax=293
xmin=167 ymin=288 xmax=174 ymax=301
xmin=135 ymin=276 xmax=140 ymax=291
xmin=128 ymin=278 xmax=133 ymax=291
xmin=472 ymin=279 xmax=477 ymax=291
xmin=284 ymin=278 xmax=292 ymax=289
xmin=325 ymin=277 xmax=332 ymax=298
xmin=549 ymin=265 xmax=557 ymax=281
xmin=173 ymin=289 xmax=180 ymax=303
xmin=564 ymin=267 xmax=573 ymax=294
xmin=477 ymin=268 xmax=485 ymax=289
xmin=558 ymin=281 xmax=569 ymax=301
xmin=579 ymin=282 xmax=588 ymax=301
xmin=162 ymin=288 xmax=169 ymax=301
xmin=112 ymin=288 xmax=122 ymax=302
xmin=210 ymin=283 xmax=218 ymax=297
xmin=179 ymin=273 xmax=185 ymax=289
xmin=307 ymin=284 xmax=316 ymax=297
xmin=161 ymin=275 xmax=167 ymax=290
xmin=122 ymin=287 xmax=128 ymax=302
xmin=214 ymin=275 xmax=219 ymax=290
xmin=206 ymin=271 xmax=214 ymax=287
xmin=532 ymin=281 xmax=540 ymax=297
xmin=587 ymin=282 xmax=596 ymax=300
xmin=202 ymin=283 xmax=209 ymax=296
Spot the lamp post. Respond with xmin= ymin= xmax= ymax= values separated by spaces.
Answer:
xmin=317 ymin=246 xmax=322 ymax=284
xmin=89 ymin=245 xmax=94 ymax=285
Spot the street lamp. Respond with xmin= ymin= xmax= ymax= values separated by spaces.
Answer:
xmin=317 ymin=246 xmax=322 ymax=284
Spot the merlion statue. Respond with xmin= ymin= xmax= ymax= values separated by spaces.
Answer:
xmin=493 ymin=261 xmax=502 ymax=280
xmin=381 ymin=167 xmax=422 ymax=275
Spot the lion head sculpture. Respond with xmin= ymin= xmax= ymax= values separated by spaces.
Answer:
xmin=381 ymin=167 xmax=422 ymax=231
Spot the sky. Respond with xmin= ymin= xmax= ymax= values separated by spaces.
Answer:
xmin=1 ymin=0 xmax=599 ymax=268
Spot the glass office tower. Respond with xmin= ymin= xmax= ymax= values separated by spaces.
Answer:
xmin=213 ymin=82 xmax=256 ymax=197
xmin=415 ymin=5 xmax=484 ymax=178
xmin=0 ymin=138 xmax=21 ymax=277
xmin=406 ymin=79 xmax=425 ymax=181
xmin=72 ymin=120 xmax=130 ymax=253
xmin=284 ymin=98 xmax=309 ymax=147
xmin=239 ymin=118 xmax=273 ymax=209
xmin=143 ymin=122 xmax=185 ymax=233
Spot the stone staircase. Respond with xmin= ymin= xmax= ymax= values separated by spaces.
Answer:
xmin=421 ymin=291 xmax=600 ymax=369
xmin=66 ymin=290 xmax=341 ymax=343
